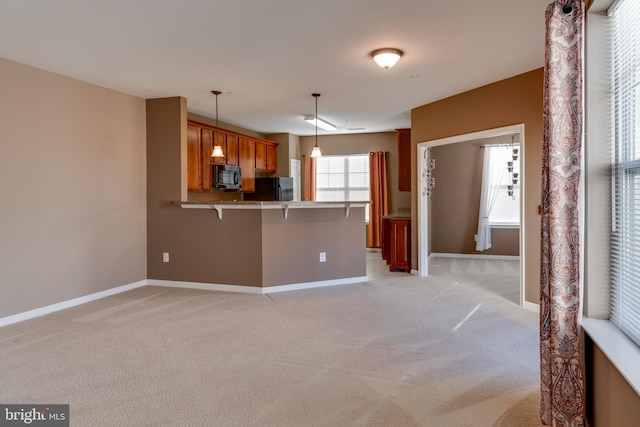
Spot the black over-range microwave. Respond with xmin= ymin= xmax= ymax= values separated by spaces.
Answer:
xmin=213 ymin=164 xmax=241 ymax=190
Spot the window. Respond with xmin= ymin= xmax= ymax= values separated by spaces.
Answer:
xmin=315 ymin=155 xmax=370 ymax=220
xmin=486 ymin=145 xmax=520 ymax=227
xmin=610 ymin=0 xmax=640 ymax=347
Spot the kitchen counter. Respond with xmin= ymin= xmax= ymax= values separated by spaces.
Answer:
xmin=179 ymin=200 xmax=370 ymax=219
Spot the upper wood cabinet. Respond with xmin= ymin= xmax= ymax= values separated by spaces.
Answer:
xmin=187 ymin=120 xmax=279 ymax=193
xmin=187 ymin=123 xmax=213 ymax=191
xmin=224 ymin=133 xmax=239 ymax=166
xmin=255 ymin=140 xmax=277 ymax=172
xmin=239 ymin=137 xmax=256 ymax=192
xmin=397 ymin=128 xmax=411 ymax=192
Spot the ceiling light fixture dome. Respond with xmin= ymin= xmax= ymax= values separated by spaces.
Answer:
xmin=370 ymin=48 xmax=404 ymax=70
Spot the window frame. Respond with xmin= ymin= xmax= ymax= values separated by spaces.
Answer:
xmin=314 ymin=154 xmax=370 ymax=221
xmin=582 ymin=0 xmax=640 ymax=397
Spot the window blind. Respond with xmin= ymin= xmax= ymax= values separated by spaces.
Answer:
xmin=610 ymin=0 xmax=640 ymax=347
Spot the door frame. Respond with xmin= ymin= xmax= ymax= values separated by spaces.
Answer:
xmin=417 ymin=124 xmax=526 ymax=307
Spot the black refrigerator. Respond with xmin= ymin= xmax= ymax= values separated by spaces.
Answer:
xmin=244 ymin=177 xmax=294 ymax=201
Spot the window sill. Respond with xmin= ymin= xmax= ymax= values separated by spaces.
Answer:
xmin=582 ymin=317 xmax=640 ymax=396
xmin=489 ymin=223 xmax=520 ymax=229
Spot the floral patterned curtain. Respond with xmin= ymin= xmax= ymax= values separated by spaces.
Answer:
xmin=540 ymin=1 xmax=585 ymax=426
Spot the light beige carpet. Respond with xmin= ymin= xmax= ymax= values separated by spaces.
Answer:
xmin=0 ymin=256 xmax=541 ymax=426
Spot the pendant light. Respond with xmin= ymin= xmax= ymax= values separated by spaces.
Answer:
xmin=211 ymin=90 xmax=224 ymax=158
xmin=310 ymin=93 xmax=322 ymax=158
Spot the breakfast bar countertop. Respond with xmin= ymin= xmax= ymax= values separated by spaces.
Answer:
xmin=178 ymin=200 xmax=370 ymax=219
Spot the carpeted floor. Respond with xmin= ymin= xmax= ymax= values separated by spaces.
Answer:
xmin=0 ymin=254 xmax=540 ymax=426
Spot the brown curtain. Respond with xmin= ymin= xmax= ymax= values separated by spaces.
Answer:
xmin=367 ymin=151 xmax=388 ymax=247
xmin=540 ymin=1 xmax=585 ymax=426
xmin=303 ymin=155 xmax=316 ymax=201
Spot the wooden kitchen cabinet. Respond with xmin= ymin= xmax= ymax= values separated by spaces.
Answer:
xmin=255 ymin=140 xmax=277 ymax=172
xmin=397 ymin=128 xmax=411 ymax=192
xmin=187 ymin=123 xmax=213 ymax=191
xmin=187 ymin=120 xmax=278 ymax=192
xmin=224 ymin=133 xmax=239 ymax=166
xmin=382 ymin=216 xmax=411 ymax=273
xmin=238 ymin=137 xmax=255 ymax=192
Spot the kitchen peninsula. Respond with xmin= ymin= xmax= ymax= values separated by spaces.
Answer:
xmin=146 ymin=97 xmax=369 ymax=293
xmin=173 ymin=201 xmax=369 ymax=291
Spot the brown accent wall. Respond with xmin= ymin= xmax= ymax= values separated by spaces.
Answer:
xmin=0 ymin=57 xmax=147 ymax=318
xmin=299 ymin=132 xmax=411 ymax=215
xmin=147 ymin=98 xmax=263 ymax=286
xmin=585 ymin=335 xmax=640 ymax=427
xmin=411 ymin=69 xmax=543 ymax=304
xmin=431 ymin=136 xmax=519 ymax=256
xmin=261 ymin=208 xmax=366 ymax=286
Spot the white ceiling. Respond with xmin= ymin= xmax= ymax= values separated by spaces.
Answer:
xmin=0 ymin=0 xmax=551 ymax=136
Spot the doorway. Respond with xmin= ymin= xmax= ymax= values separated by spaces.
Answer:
xmin=417 ymin=124 xmax=526 ymax=307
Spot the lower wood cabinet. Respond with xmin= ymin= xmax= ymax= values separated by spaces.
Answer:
xmin=382 ymin=216 xmax=411 ymax=273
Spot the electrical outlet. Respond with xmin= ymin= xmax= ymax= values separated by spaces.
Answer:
xmin=319 ymin=252 xmax=326 ymax=263
xmin=163 ymin=252 xmax=170 ymax=263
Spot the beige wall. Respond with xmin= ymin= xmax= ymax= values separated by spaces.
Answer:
xmin=0 ymin=57 xmax=147 ymax=319
xmin=411 ymin=69 xmax=543 ymax=304
xmin=430 ymin=135 xmax=519 ymax=256
xmin=300 ymin=132 xmax=411 ymax=215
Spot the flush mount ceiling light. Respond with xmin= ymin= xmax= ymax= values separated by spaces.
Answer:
xmin=304 ymin=116 xmax=336 ymax=131
xmin=370 ymin=48 xmax=404 ymax=70
xmin=211 ymin=90 xmax=224 ymax=158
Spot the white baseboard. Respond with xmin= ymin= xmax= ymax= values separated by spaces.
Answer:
xmin=0 ymin=280 xmax=147 ymax=328
xmin=1 ymin=276 xmax=371 ymax=328
xmin=523 ymin=301 xmax=540 ymax=313
xmin=148 ymin=276 xmax=368 ymax=294
xmin=430 ymin=252 xmax=520 ymax=261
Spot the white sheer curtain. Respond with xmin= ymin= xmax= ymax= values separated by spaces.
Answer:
xmin=475 ymin=146 xmax=506 ymax=251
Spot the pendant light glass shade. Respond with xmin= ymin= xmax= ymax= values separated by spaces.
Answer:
xmin=211 ymin=90 xmax=224 ymax=158
xmin=310 ymin=93 xmax=322 ymax=158
xmin=212 ymin=145 xmax=224 ymax=157
xmin=310 ymin=145 xmax=322 ymax=158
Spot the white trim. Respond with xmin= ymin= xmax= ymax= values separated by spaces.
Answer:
xmin=147 ymin=277 xmax=368 ymax=294
xmin=429 ymin=252 xmax=520 ymax=261
xmin=417 ymin=124 xmax=526 ymax=308
xmin=0 ymin=276 xmax=371 ymax=328
xmin=523 ymin=301 xmax=540 ymax=313
xmin=489 ymin=223 xmax=520 ymax=229
xmin=582 ymin=317 xmax=640 ymax=396
xmin=147 ymin=279 xmax=265 ymax=294
xmin=0 ymin=280 xmax=147 ymax=328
